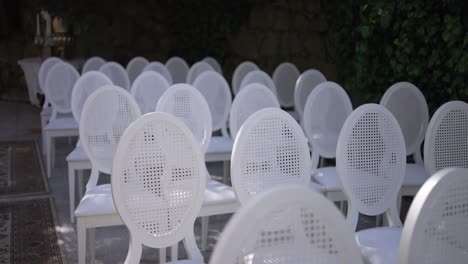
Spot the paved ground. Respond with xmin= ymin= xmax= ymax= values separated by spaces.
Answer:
xmin=0 ymin=101 xmax=412 ymax=264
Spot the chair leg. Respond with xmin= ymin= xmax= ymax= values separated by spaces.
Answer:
xmin=51 ymin=137 xmax=56 ymax=169
xmin=159 ymin=248 xmax=166 ymax=263
xmin=125 ymin=235 xmax=142 ymax=264
xmin=78 ymin=170 xmax=85 ymax=200
xmin=223 ymin=160 xmax=230 ymax=184
xmin=45 ymin=133 xmax=52 ymax=178
xmin=42 ymin=129 xmax=46 ymax=155
xmin=68 ymin=165 xmax=75 ymax=223
xmin=77 ymin=219 xmax=87 ymax=264
xmin=89 ymin=228 xmax=96 ymax=264
xmin=171 ymin=243 xmax=178 ymax=262
xmin=201 ymin=216 xmax=209 ymax=251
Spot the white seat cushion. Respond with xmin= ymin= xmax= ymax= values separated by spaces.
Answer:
xmin=403 ymin=163 xmax=426 ymax=187
xmin=75 ymin=180 xmax=237 ymax=217
xmin=355 ymin=227 xmax=402 ymax=264
xmin=44 ymin=116 xmax=78 ymax=130
xmin=66 ymin=146 xmax=89 ymax=162
xmin=206 ymin=136 xmax=232 ymax=154
xmin=312 ymin=167 xmax=342 ymax=191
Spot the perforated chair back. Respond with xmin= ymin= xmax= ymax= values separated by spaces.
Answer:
xmin=186 ymin=61 xmax=214 ymax=84
xmin=229 ymin=83 xmax=280 ymax=140
xmin=99 ymin=61 xmax=130 ymax=90
xmin=294 ymin=69 xmax=327 ymax=119
xmin=202 ymin=56 xmax=222 ymax=75
xmin=165 ymin=56 xmax=189 ymax=84
xmin=272 ymin=62 xmax=300 ymax=108
xmin=44 ymin=62 xmax=80 ymax=121
xmin=193 ymin=71 xmax=232 ymax=134
xmin=112 ymin=112 xmax=205 ymax=263
xmin=80 ymin=85 xmax=141 ymax=188
xmin=231 ymin=61 xmax=259 ymax=95
xmin=400 ymin=167 xmax=468 ymax=264
xmin=130 ymin=71 xmax=170 ymax=114
xmin=231 ymin=108 xmax=311 ymax=205
xmin=303 ymin=82 xmax=353 ymax=161
xmin=380 ymin=82 xmax=429 ymax=159
xmin=71 ymin=71 xmax=113 ymax=123
xmin=336 ymin=104 xmax=406 ymax=229
xmin=82 ymin=56 xmax=106 ymax=74
xmin=210 ymin=186 xmax=364 ymax=264
xmin=424 ymin=101 xmax=468 ymax=177
xmin=239 ymin=70 xmax=277 ymax=96
xmin=126 ymin=56 xmax=149 ymax=84
xmin=38 ymin=57 xmax=62 ymax=92
xmin=156 ymin=84 xmax=212 ymax=154
xmin=143 ymin=61 xmax=173 ymax=85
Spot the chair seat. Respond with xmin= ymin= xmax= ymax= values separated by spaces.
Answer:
xmin=355 ymin=227 xmax=402 ymax=264
xmin=312 ymin=167 xmax=341 ymax=191
xmin=309 ymin=181 xmax=324 ymax=193
xmin=66 ymin=146 xmax=88 ymax=162
xmin=206 ymin=136 xmax=232 ymax=154
xmin=44 ymin=116 xmax=78 ymax=130
xmin=403 ymin=163 xmax=426 ymax=187
xmin=75 ymin=179 xmax=237 ymax=217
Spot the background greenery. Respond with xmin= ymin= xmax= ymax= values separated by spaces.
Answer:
xmin=1 ymin=0 xmax=467 ymax=113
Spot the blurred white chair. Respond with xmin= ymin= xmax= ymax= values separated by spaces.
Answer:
xmin=156 ymin=84 xmax=239 ymax=251
xmin=99 ymin=61 xmax=130 ymax=90
xmin=81 ymin=56 xmax=106 ymax=74
xmin=336 ymin=104 xmax=406 ymax=264
xmin=143 ymin=61 xmax=173 ymax=84
xmin=43 ymin=62 xmax=80 ymax=178
xmin=229 ymin=83 xmax=280 ymax=140
xmin=112 ymin=112 xmax=206 ymax=264
xmin=303 ymin=82 xmax=352 ymax=202
xmin=424 ymin=101 xmax=468 ymax=177
xmin=67 ymin=71 xmax=113 ymax=223
xmin=239 ymin=70 xmax=277 ymax=96
xmin=231 ymin=61 xmax=259 ymax=95
xmin=202 ymin=56 xmax=222 ymax=75
xmin=380 ymin=82 xmax=429 ymax=202
xmin=211 ymin=186 xmax=364 ymax=264
xmin=272 ymin=62 xmax=300 ymax=109
xmin=130 ymin=71 xmax=170 ymax=114
xmin=294 ymin=69 xmax=326 ymax=120
xmin=75 ymin=85 xmax=142 ymax=264
xmin=126 ymin=56 xmax=149 ymax=84
xmin=400 ymin=167 xmax=468 ymax=264
xmin=165 ymin=56 xmax=189 ymax=84
xmin=186 ymin=61 xmax=214 ymax=84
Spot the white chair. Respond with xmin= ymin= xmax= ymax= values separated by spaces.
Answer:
xmin=211 ymin=186 xmax=364 ymax=264
xmin=272 ymin=62 xmax=300 ymax=108
xmin=336 ymin=104 xmax=406 ymax=264
xmin=231 ymin=108 xmax=313 ymax=204
xmin=67 ymin=71 xmax=113 ymax=222
xmin=424 ymin=101 xmax=468 ymax=177
xmin=143 ymin=61 xmax=173 ymax=84
xmin=231 ymin=61 xmax=259 ymax=95
xmin=112 ymin=112 xmax=206 ymax=264
xmin=229 ymin=83 xmax=280 ymax=140
xmin=186 ymin=61 xmax=214 ymax=84
xmin=75 ymin=85 xmax=142 ymax=264
xmin=38 ymin=57 xmax=62 ymax=148
xmin=126 ymin=56 xmax=149 ymax=84
xmin=193 ymin=71 xmax=233 ymax=182
xmin=202 ymin=56 xmax=222 ymax=74
xmin=156 ymin=84 xmax=238 ymax=252
xmin=43 ymin=62 xmax=80 ymax=178
xmin=303 ymin=82 xmax=353 ymax=202
xmin=380 ymin=82 xmax=429 ymax=200
xmin=165 ymin=56 xmax=189 ymax=84
xmin=99 ymin=61 xmax=130 ymax=90
xmin=130 ymin=71 xmax=170 ymax=114
xmin=81 ymin=56 xmax=106 ymax=74
xmin=294 ymin=69 xmax=326 ymax=120
xmin=400 ymin=167 xmax=468 ymax=264
xmin=239 ymin=70 xmax=277 ymax=96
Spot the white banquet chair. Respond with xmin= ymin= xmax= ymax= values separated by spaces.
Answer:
xmin=126 ymin=56 xmax=149 ymax=84
xmin=81 ymin=56 xmax=106 ymax=74
xmin=186 ymin=61 xmax=214 ymax=84
xmin=202 ymin=56 xmax=222 ymax=75
xmin=294 ymin=69 xmax=326 ymax=120
xmin=272 ymin=62 xmax=300 ymax=108
xmin=130 ymin=71 xmax=170 ymax=114
xmin=231 ymin=61 xmax=259 ymax=95
xmin=143 ymin=61 xmax=173 ymax=84
xmin=99 ymin=61 xmax=130 ymax=90
xmin=239 ymin=70 xmax=277 ymax=96
xmin=165 ymin=56 xmax=189 ymax=84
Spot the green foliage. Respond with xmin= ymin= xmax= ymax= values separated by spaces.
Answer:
xmin=326 ymin=0 xmax=468 ymax=111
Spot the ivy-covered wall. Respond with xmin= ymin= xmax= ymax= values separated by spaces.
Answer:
xmin=0 ymin=0 xmax=334 ymax=102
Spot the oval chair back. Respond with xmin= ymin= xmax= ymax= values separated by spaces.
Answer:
xmin=126 ymin=56 xmax=149 ymax=84
xmin=165 ymin=56 xmax=189 ymax=84
xmin=239 ymin=70 xmax=277 ymax=96
xmin=143 ymin=61 xmax=173 ymax=85
xmin=231 ymin=61 xmax=259 ymax=95
xmin=272 ymin=62 xmax=300 ymax=108
xmin=294 ymin=69 xmax=326 ymax=119
xmin=99 ymin=61 xmax=130 ymax=90
xmin=130 ymin=71 xmax=170 ymax=114
xmin=82 ymin=56 xmax=106 ymax=74
xmin=186 ymin=61 xmax=214 ymax=85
